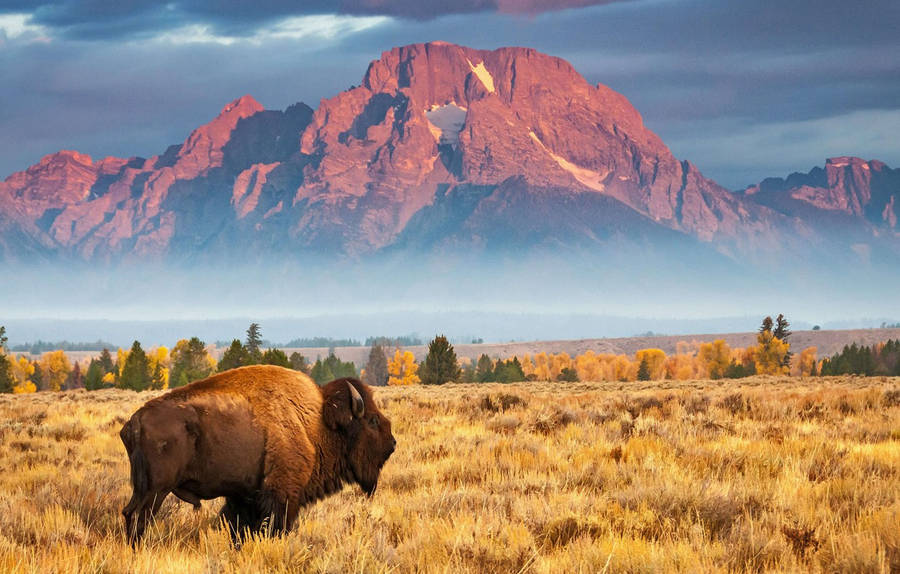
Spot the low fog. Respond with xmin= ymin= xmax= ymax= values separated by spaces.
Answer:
xmin=2 ymin=251 xmax=897 ymax=347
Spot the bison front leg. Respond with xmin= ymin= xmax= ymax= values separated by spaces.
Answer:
xmin=123 ymin=491 xmax=169 ymax=545
xmin=258 ymin=491 xmax=301 ymax=536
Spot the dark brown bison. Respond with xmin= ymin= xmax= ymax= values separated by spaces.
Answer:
xmin=119 ymin=365 xmax=396 ymax=543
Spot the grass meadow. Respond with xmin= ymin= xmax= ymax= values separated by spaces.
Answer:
xmin=0 ymin=376 xmax=898 ymax=573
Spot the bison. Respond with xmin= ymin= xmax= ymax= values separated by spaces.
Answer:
xmin=119 ymin=365 xmax=396 ymax=543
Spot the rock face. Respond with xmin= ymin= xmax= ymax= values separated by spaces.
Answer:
xmin=742 ymin=157 xmax=899 ymax=229
xmin=0 ymin=42 xmax=897 ymax=266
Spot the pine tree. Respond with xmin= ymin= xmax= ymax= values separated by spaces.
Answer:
xmin=558 ymin=367 xmax=580 ymax=382
xmin=0 ymin=355 xmax=12 ymax=394
xmin=759 ymin=316 xmax=774 ymax=334
xmin=67 ymin=362 xmax=84 ymax=390
xmin=98 ymin=348 xmax=114 ymax=374
xmin=31 ymin=361 xmax=43 ymax=390
xmin=637 ymin=357 xmax=651 ymax=381
xmin=218 ymin=339 xmax=249 ymax=372
xmin=262 ymin=348 xmax=291 ymax=368
xmin=773 ymin=314 xmax=792 ymax=341
xmin=774 ymin=314 xmax=793 ymax=367
xmin=420 ymin=335 xmax=460 ymax=385
xmin=310 ymin=357 xmax=333 ymax=384
xmin=475 ymin=354 xmax=495 ymax=382
xmin=0 ymin=326 xmax=12 ymax=393
xmin=363 ymin=344 xmax=389 ymax=386
xmin=120 ymin=341 xmax=152 ymax=391
xmin=150 ymin=360 xmax=166 ymax=390
xmin=245 ymin=323 xmax=263 ymax=364
xmin=493 ymin=357 xmax=526 ymax=383
xmin=170 ymin=337 xmax=213 ymax=387
xmin=289 ymin=352 xmax=308 ymax=373
xmin=85 ymin=359 xmax=105 ymax=391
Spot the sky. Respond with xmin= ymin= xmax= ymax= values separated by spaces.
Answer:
xmin=1 ymin=0 xmax=898 ymax=190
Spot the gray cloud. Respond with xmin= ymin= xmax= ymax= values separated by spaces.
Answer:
xmin=0 ymin=0 xmax=628 ymax=39
xmin=1 ymin=0 xmax=898 ymax=190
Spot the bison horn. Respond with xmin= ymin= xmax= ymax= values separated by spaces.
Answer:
xmin=348 ymin=380 xmax=365 ymax=419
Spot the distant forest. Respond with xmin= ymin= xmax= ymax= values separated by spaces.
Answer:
xmin=11 ymin=340 xmax=116 ymax=353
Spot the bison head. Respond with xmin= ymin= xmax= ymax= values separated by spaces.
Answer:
xmin=323 ymin=378 xmax=396 ymax=495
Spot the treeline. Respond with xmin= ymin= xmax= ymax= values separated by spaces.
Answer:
xmin=820 ymin=340 xmax=900 ymax=376
xmin=3 ymin=317 xmax=900 ymax=394
xmin=11 ymin=339 xmax=116 ymax=354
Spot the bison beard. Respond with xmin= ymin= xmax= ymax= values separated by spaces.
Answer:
xmin=119 ymin=366 xmax=396 ymax=544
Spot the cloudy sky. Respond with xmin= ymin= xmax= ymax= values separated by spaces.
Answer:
xmin=1 ymin=0 xmax=898 ymax=190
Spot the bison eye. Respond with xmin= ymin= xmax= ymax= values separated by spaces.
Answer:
xmin=369 ymin=416 xmax=378 ymax=427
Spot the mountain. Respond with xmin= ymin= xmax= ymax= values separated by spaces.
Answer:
xmin=0 ymin=42 xmax=897 ymax=271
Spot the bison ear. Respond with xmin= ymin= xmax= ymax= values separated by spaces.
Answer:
xmin=323 ymin=379 xmax=366 ymax=431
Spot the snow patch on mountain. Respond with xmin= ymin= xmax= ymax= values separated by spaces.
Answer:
xmin=529 ymin=131 xmax=607 ymax=192
xmin=425 ymin=103 xmax=467 ymax=147
xmin=467 ymin=59 xmax=495 ymax=93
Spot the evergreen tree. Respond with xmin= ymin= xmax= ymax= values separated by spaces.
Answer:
xmin=494 ymin=357 xmax=526 ymax=383
xmin=759 ymin=316 xmax=774 ymax=334
xmin=150 ymin=360 xmax=166 ymax=390
xmin=637 ymin=357 xmax=651 ymax=381
xmin=120 ymin=341 xmax=152 ymax=391
xmin=85 ymin=359 xmax=105 ymax=391
xmin=325 ymin=351 xmax=357 ymax=379
xmin=245 ymin=323 xmax=263 ymax=364
xmin=218 ymin=339 xmax=249 ymax=372
xmin=0 ymin=327 xmax=11 ymax=393
xmin=475 ymin=354 xmax=495 ymax=382
xmin=363 ymin=344 xmax=389 ymax=386
xmin=170 ymin=337 xmax=213 ymax=387
xmin=31 ymin=361 xmax=43 ymax=390
xmin=289 ymin=351 xmax=308 ymax=373
xmin=310 ymin=357 xmax=333 ymax=384
xmin=261 ymin=348 xmax=291 ymax=368
xmin=558 ymin=367 xmax=580 ymax=382
xmin=773 ymin=314 xmax=792 ymax=341
xmin=774 ymin=314 xmax=793 ymax=367
xmin=98 ymin=348 xmax=114 ymax=374
xmin=0 ymin=358 xmax=12 ymax=394
xmin=420 ymin=335 xmax=460 ymax=385
xmin=66 ymin=362 xmax=84 ymax=389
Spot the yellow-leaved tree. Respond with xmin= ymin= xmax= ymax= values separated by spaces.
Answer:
xmin=530 ymin=352 xmax=552 ymax=381
xmin=698 ymin=340 xmax=731 ymax=379
xmin=39 ymin=350 xmax=72 ymax=391
xmin=148 ymin=346 xmax=170 ymax=389
xmin=12 ymin=356 xmax=37 ymax=393
xmin=575 ymin=350 xmax=603 ymax=382
xmin=635 ymin=348 xmax=667 ymax=380
xmin=755 ymin=330 xmax=790 ymax=375
xmin=795 ymin=347 xmax=818 ymax=376
xmin=387 ymin=350 xmax=420 ymax=386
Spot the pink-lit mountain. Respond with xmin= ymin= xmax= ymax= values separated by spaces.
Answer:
xmin=0 ymin=43 xmax=897 ymax=267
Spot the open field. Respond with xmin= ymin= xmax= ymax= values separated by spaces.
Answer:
xmin=0 ymin=377 xmax=898 ymax=573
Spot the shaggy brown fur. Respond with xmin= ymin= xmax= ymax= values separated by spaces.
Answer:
xmin=120 ymin=365 xmax=396 ymax=543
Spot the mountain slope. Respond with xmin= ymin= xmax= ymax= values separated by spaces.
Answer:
xmin=0 ymin=42 xmax=896 ymax=269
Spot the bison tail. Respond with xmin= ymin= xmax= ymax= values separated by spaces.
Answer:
xmin=121 ymin=416 xmax=150 ymax=497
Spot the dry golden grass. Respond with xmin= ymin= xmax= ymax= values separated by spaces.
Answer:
xmin=0 ymin=376 xmax=898 ymax=573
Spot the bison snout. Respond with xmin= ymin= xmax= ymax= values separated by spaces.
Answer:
xmin=389 ymin=437 xmax=397 ymax=455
